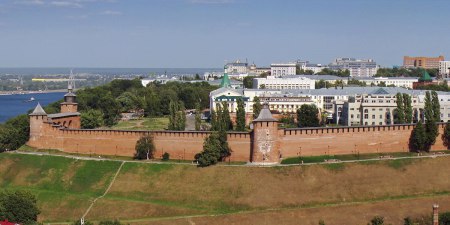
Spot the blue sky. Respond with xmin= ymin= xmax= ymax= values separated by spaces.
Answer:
xmin=0 ymin=0 xmax=449 ymax=68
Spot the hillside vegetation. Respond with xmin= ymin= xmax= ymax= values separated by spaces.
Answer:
xmin=1 ymin=153 xmax=450 ymax=224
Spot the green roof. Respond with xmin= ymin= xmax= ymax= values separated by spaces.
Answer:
xmin=220 ymin=73 xmax=231 ymax=88
xmin=419 ymin=70 xmax=432 ymax=82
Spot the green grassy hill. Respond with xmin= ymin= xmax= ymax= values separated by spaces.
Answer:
xmin=1 ymin=153 xmax=450 ymax=224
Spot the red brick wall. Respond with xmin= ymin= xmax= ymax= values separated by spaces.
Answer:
xmin=27 ymin=122 xmax=251 ymax=161
xmin=280 ymin=124 xmax=447 ymax=158
xmin=27 ymin=117 xmax=448 ymax=162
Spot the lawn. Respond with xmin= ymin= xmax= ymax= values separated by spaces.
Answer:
xmin=111 ymin=117 xmax=169 ymax=130
xmin=3 ymin=152 xmax=450 ymax=224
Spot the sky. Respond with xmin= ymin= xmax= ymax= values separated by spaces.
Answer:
xmin=0 ymin=0 xmax=449 ymax=68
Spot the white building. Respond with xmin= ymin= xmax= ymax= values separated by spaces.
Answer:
xmin=301 ymin=63 xmax=328 ymax=74
xmin=439 ymin=61 xmax=450 ymax=78
xmin=225 ymin=60 xmax=248 ymax=75
xmin=354 ymin=77 xmax=418 ymax=89
xmin=210 ymin=86 xmax=450 ymax=124
xmin=329 ymin=58 xmax=379 ymax=77
xmin=271 ymin=63 xmax=296 ymax=76
xmin=252 ymin=76 xmax=315 ymax=89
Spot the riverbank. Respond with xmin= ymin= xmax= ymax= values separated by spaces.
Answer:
xmin=0 ymin=89 xmax=69 ymax=96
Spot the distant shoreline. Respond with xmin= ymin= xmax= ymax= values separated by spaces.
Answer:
xmin=0 ymin=89 xmax=67 ymax=96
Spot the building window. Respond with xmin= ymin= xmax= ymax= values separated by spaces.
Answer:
xmin=364 ymin=109 xmax=368 ymax=113
xmin=379 ymin=115 xmax=383 ymax=119
xmin=364 ymin=114 xmax=368 ymax=119
xmin=351 ymin=114 xmax=354 ymax=119
xmin=372 ymin=115 xmax=375 ymax=119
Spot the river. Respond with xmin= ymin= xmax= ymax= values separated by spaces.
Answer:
xmin=0 ymin=92 xmax=65 ymax=123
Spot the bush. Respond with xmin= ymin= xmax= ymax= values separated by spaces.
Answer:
xmin=162 ymin=152 xmax=170 ymax=161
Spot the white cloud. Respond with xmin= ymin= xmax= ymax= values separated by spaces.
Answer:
xmin=50 ymin=1 xmax=83 ymax=8
xmin=190 ymin=0 xmax=234 ymax=4
xmin=99 ymin=10 xmax=122 ymax=15
xmin=14 ymin=0 xmax=45 ymax=5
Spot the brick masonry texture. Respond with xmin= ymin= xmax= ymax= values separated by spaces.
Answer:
xmin=27 ymin=112 xmax=448 ymax=163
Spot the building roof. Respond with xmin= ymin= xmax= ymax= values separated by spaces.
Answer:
xmin=419 ymin=70 xmax=433 ymax=82
xmin=220 ymin=73 xmax=232 ymax=88
xmin=253 ymin=102 xmax=277 ymax=122
xmin=243 ymin=87 xmax=450 ymax=97
xmin=48 ymin=112 xmax=81 ymax=118
xmin=29 ymin=103 xmax=47 ymax=116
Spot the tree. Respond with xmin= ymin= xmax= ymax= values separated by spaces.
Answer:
xmin=409 ymin=121 xmax=426 ymax=152
xmin=81 ymin=109 xmax=103 ymax=129
xmin=134 ymin=135 xmax=155 ymax=160
xmin=395 ymin=93 xmax=405 ymax=124
xmin=370 ymin=216 xmax=384 ymax=225
xmin=443 ymin=123 xmax=450 ymax=149
xmin=432 ymin=91 xmax=441 ymax=122
xmin=196 ymin=132 xmax=222 ymax=167
xmin=423 ymin=91 xmax=439 ymax=151
xmin=176 ymin=101 xmax=186 ymax=131
xmin=195 ymin=102 xmax=201 ymax=131
xmin=168 ymin=101 xmax=186 ymax=131
xmin=221 ymin=102 xmax=232 ymax=131
xmin=243 ymin=76 xmax=255 ymax=89
xmin=253 ymin=96 xmax=262 ymax=119
xmin=235 ymin=98 xmax=246 ymax=131
xmin=403 ymin=93 xmax=413 ymax=123
xmin=0 ymin=190 xmax=40 ymax=225
xmin=297 ymin=104 xmax=320 ymax=127
xmin=168 ymin=100 xmax=179 ymax=130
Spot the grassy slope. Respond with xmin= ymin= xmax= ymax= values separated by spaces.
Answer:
xmin=2 ymin=153 xmax=450 ymax=224
xmin=111 ymin=117 xmax=169 ymax=130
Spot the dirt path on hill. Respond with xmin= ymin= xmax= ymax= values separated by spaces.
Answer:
xmin=81 ymin=161 xmax=126 ymax=220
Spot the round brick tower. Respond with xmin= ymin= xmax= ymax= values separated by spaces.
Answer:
xmin=251 ymin=102 xmax=280 ymax=164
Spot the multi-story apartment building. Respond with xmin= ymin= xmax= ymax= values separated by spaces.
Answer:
xmin=329 ymin=58 xmax=379 ymax=77
xmin=253 ymin=76 xmax=315 ymax=90
xmin=439 ymin=61 xmax=450 ymax=78
xmin=271 ymin=63 xmax=296 ymax=76
xmin=403 ymin=56 xmax=445 ymax=69
xmin=210 ymin=85 xmax=450 ymax=125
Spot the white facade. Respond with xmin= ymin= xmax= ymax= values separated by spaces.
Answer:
xmin=301 ymin=63 xmax=328 ymax=74
xmin=440 ymin=61 xmax=450 ymax=78
xmin=225 ymin=60 xmax=248 ymax=75
xmin=271 ymin=63 xmax=296 ymax=76
xmin=355 ymin=77 xmax=418 ymax=88
xmin=210 ymin=86 xmax=450 ymax=124
xmin=253 ymin=76 xmax=315 ymax=90
xmin=330 ymin=58 xmax=379 ymax=77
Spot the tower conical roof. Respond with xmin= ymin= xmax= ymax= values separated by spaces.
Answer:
xmin=419 ymin=70 xmax=432 ymax=82
xmin=220 ymin=73 xmax=231 ymax=88
xmin=253 ymin=102 xmax=277 ymax=122
xmin=29 ymin=103 xmax=47 ymax=116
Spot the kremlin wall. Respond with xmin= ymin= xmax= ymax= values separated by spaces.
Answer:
xmin=27 ymin=88 xmax=448 ymax=164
